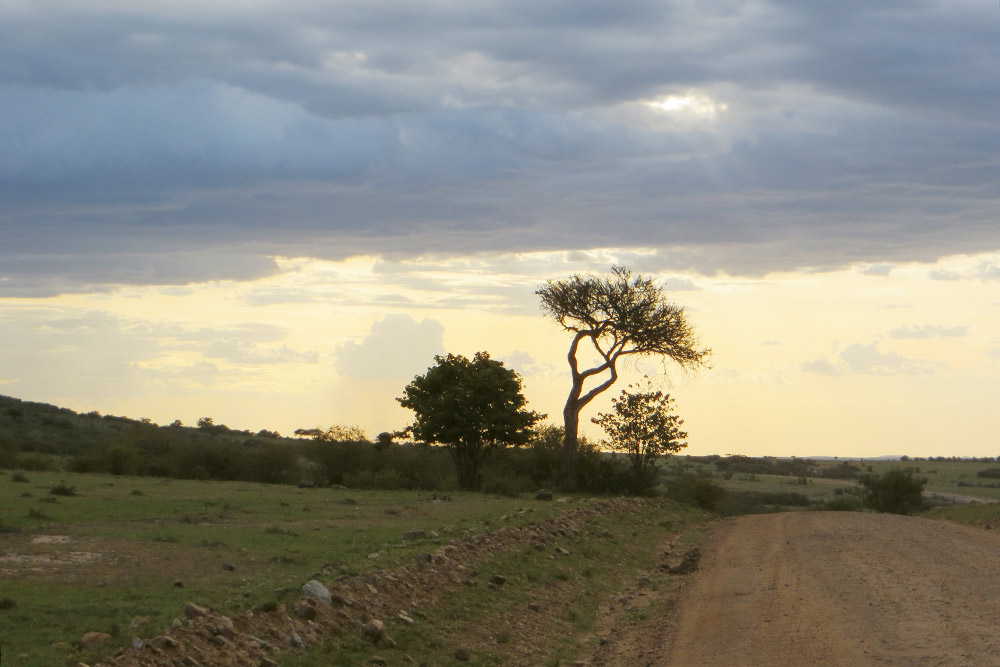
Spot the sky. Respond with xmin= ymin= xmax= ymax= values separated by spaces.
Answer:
xmin=2 ymin=0 xmax=999 ymax=458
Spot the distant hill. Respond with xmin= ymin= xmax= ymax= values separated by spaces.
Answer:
xmin=0 ymin=393 xmax=293 ymax=470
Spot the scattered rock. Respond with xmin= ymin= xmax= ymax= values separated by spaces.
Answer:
xmin=302 ymin=579 xmax=332 ymax=605
xmin=129 ymin=616 xmax=150 ymax=629
xmin=259 ymin=659 xmax=278 ymax=667
xmin=527 ymin=602 xmax=541 ymax=612
xmin=555 ymin=546 xmax=571 ymax=555
xmin=536 ymin=489 xmax=554 ymax=501
xmin=489 ymin=574 xmax=507 ymax=587
xmin=369 ymin=657 xmax=388 ymax=666
xmin=288 ymin=632 xmax=305 ymax=649
xmin=398 ymin=612 xmax=415 ymax=625
xmin=368 ymin=552 xmax=381 ymax=560
xmin=455 ymin=645 xmax=472 ymax=661
xmin=131 ymin=637 xmax=143 ymax=649
xmin=331 ymin=592 xmax=357 ymax=607
xmin=294 ymin=601 xmax=318 ymax=620
xmin=403 ymin=529 xmax=426 ymax=541
xmin=669 ymin=548 xmax=701 ymax=574
xmin=173 ymin=580 xmax=184 ymax=588
xmin=402 ymin=654 xmax=415 ymax=663
xmin=415 ymin=552 xmax=433 ymax=564
xmin=171 ymin=618 xmax=184 ymax=629
xmin=222 ymin=563 xmax=236 ymax=571
xmin=297 ymin=481 xmax=315 ymax=488
xmin=184 ymin=602 xmax=211 ymax=619
xmin=363 ymin=619 xmax=390 ymax=645
xmin=80 ymin=632 xmax=113 ymax=650
xmin=149 ymin=635 xmax=181 ymax=650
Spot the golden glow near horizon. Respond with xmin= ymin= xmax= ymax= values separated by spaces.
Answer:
xmin=3 ymin=249 xmax=999 ymax=458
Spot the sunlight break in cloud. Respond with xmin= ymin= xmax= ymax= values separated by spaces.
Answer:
xmin=646 ymin=93 xmax=728 ymax=120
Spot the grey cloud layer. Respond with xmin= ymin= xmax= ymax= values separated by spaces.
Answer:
xmin=3 ymin=0 xmax=999 ymax=293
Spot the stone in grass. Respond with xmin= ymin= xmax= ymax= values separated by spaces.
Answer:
xmin=369 ymin=657 xmax=388 ymax=666
xmin=403 ymin=529 xmax=426 ymax=541
xmin=148 ymin=635 xmax=180 ymax=650
xmin=363 ymin=619 xmax=393 ymax=646
xmin=294 ymin=601 xmax=318 ymax=620
xmin=489 ymin=574 xmax=506 ymax=587
xmin=302 ymin=579 xmax=332 ymax=605
xmin=536 ymin=489 xmax=554 ymax=501
xmin=454 ymin=645 xmax=472 ymax=661
xmin=222 ymin=563 xmax=236 ymax=571
xmin=80 ymin=632 xmax=113 ymax=650
xmin=414 ymin=552 xmax=433 ymax=564
xmin=184 ymin=602 xmax=211 ymax=619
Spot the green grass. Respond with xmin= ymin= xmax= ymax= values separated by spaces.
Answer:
xmin=0 ymin=470 xmax=574 ymax=667
xmin=664 ymin=456 xmax=1000 ymax=506
xmin=281 ymin=502 xmax=712 ymax=666
xmin=923 ymin=502 xmax=1000 ymax=526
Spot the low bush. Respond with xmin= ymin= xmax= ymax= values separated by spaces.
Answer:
xmin=976 ymin=468 xmax=1000 ymax=479
xmin=858 ymin=469 xmax=927 ymax=515
xmin=664 ymin=476 xmax=725 ymax=510
xmin=49 ymin=480 xmax=78 ymax=496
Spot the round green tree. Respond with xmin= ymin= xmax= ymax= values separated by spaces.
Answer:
xmin=592 ymin=379 xmax=688 ymax=494
xmin=398 ymin=352 xmax=544 ymax=490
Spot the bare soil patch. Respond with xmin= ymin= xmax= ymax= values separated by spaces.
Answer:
xmin=598 ymin=512 xmax=1000 ymax=666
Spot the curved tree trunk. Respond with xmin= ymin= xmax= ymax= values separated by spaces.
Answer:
xmin=562 ymin=394 xmax=581 ymax=486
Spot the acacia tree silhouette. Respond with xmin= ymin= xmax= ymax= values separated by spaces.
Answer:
xmin=536 ymin=266 xmax=709 ymax=485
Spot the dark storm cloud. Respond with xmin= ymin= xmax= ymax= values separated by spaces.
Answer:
xmin=3 ymin=0 xmax=999 ymax=294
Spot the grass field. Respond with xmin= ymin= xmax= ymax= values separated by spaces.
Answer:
xmin=0 ymin=470 xmax=577 ymax=666
xmin=0 ymin=469 xmax=711 ymax=666
xmin=664 ymin=456 xmax=1000 ymax=505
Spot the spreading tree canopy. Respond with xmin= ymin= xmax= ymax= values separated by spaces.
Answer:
xmin=536 ymin=266 xmax=709 ymax=483
xmin=398 ymin=352 xmax=543 ymax=490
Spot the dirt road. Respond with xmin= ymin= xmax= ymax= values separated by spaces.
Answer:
xmin=661 ymin=512 xmax=1000 ymax=666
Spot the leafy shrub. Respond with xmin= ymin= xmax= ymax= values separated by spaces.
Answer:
xmin=664 ymin=476 xmax=725 ymax=510
xmin=976 ymin=468 xmax=1000 ymax=479
xmin=480 ymin=472 xmax=530 ymax=497
xmin=15 ymin=453 xmax=57 ymax=471
xmin=715 ymin=489 xmax=813 ymax=516
xmin=49 ymin=480 xmax=78 ymax=496
xmin=815 ymin=495 xmax=863 ymax=511
xmin=817 ymin=462 xmax=861 ymax=480
xmin=858 ymin=469 xmax=927 ymax=515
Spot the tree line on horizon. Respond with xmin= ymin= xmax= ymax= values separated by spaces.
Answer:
xmin=0 ymin=266 xmax=710 ymax=496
